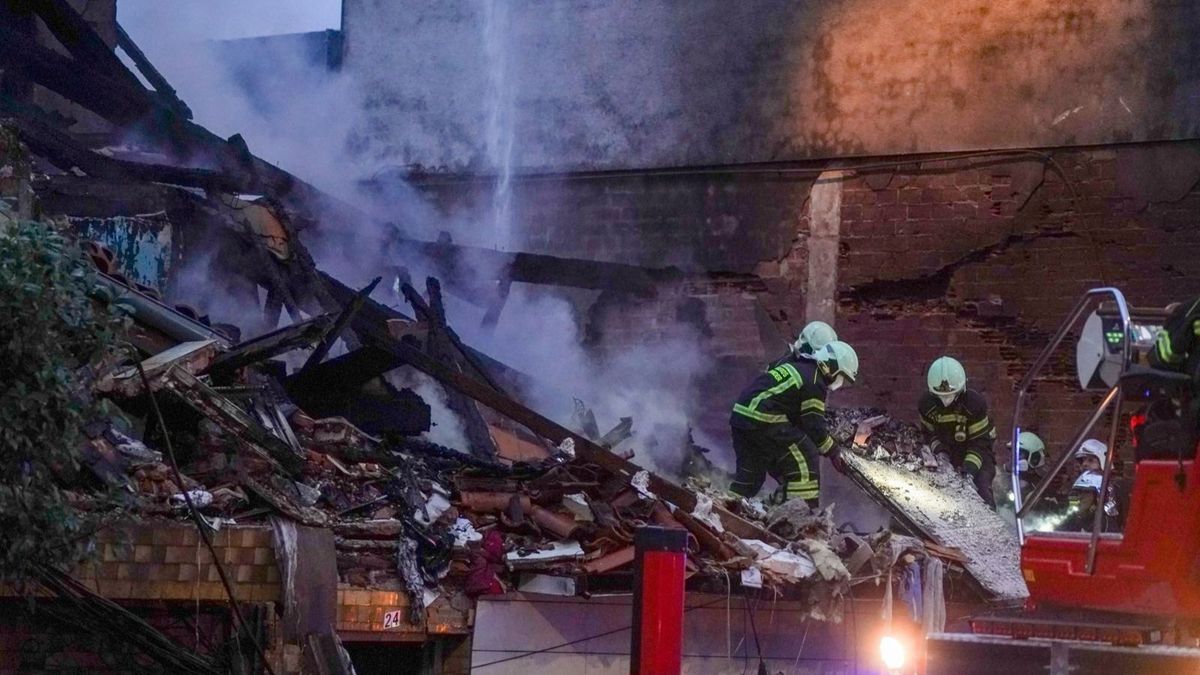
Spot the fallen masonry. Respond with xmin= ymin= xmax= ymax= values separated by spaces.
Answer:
xmin=830 ymin=408 xmax=1030 ymax=600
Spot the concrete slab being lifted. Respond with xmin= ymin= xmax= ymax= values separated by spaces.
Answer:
xmin=843 ymin=453 xmax=1030 ymax=601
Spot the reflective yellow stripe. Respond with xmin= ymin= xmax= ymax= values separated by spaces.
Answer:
xmin=935 ymin=414 xmax=967 ymax=424
xmin=784 ymin=483 xmax=820 ymax=499
xmin=780 ymin=363 xmax=803 ymax=385
xmin=739 ymin=363 xmax=804 ymax=421
xmin=1156 ymin=330 xmax=1180 ymax=363
xmin=787 ymin=443 xmax=810 ymax=485
xmin=963 ymin=453 xmax=982 ymax=470
xmin=800 ymin=398 xmax=826 ymax=414
xmin=817 ymin=436 xmax=833 ymax=454
xmin=732 ymin=404 xmax=787 ymax=424
xmin=967 ymin=418 xmax=991 ymax=437
xmin=1193 ymin=320 xmax=1200 ymax=337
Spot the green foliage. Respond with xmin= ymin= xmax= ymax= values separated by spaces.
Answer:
xmin=0 ymin=220 xmax=127 ymax=583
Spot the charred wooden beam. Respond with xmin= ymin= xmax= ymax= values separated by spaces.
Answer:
xmin=300 ymin=277 xmax=380 ymax=374
xmin=399 ymin=279 xmax=503 ymax=393
xmin=24 ymin=0 xmax=149 ymax=99
xmin=322 ymin=272 xmax=540 ymax=397
xmin=0 ymin=105 xmax=239 ymax=192
xmin=0 ymin=22 xmax=152 ymax=126
xmin=115 ymin=22 xmax=192 ymax=119
xmin=402 ymin=278 xmax=498 ymax=460
xmin=208 ymin=314 xmax=336 ymax=383
xmin=393 ymin=237 xmax=684 ymax=295
xmin=284 ymin=347 xmax=431 ymax=437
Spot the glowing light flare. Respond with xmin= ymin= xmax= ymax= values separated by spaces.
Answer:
xmin=880 ymin=635 xmax=907 ymax=670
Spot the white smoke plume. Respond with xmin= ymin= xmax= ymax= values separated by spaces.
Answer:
xmin=118 ymin=3 xmax=719 ymax=477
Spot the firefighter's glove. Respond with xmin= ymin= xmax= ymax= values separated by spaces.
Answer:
xmin=827 ymin=446 xmax=849 ymax=475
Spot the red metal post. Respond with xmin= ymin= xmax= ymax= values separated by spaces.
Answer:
xmin=631 ymin=526 xmax=688 ymax=675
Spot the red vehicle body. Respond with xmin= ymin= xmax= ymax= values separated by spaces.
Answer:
xmin=925 ymin=289 xmax=1200 ymax=674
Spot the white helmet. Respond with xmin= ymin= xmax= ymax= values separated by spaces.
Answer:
xmin=927 ymin=357 xmax=966 ymax=406
xmin=1074 ymin=439 xmax=1108 ymax=470
xmin=816 ymin=340 xmax=859 ymax=390
xmin=792 ymin=321 xmax=837 ymax=358
xmin=1009 ymin=431 xmax=1046 ymax=472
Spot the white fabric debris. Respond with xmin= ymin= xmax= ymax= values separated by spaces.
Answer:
xmin=691 ymin=493 xmax=724 ymax=533
xmin=630 ymin=470 xmax=656 ymax=499
xmin=740 ymin=539 xmax=779 ymax=560
xmin=741 ymin=498 xmax=768 ymax=520
xmin=414 ymin=483 xmax=452 ymax=526
xmin=450 ymin=518 xmax=482 ymax=547
xmin=922 ymin=557 xmax=947 ymax=633
xmin=740 ymin=567 xmax=763 ymax=589
xmin=557 ymin=437 xmax=576 ymax=458
xmin=170 ymin=490 xmax=213 ymax=509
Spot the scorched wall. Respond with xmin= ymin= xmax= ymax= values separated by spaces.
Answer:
xmin=409 ymin=140 xmax=1200 ymax=463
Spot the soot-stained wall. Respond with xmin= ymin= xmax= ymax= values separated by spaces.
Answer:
xmin=344 ymin=0 xmax=1200 ymax=172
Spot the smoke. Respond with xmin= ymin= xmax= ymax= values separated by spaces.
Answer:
xmin=119 ymin=4 xmax=721 ymax=477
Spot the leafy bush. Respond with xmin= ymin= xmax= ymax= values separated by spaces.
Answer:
xmin=0 ymin=220 xmax=127 ymax=582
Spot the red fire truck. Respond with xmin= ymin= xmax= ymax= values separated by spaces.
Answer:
xmin=923 ymin=288 xmax=1200 ymax=674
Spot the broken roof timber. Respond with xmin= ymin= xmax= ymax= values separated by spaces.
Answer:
xmin=375 ymin=331 xmax=784 ymax=545
xmin=394 ymin=237 xmax=684 ymax=296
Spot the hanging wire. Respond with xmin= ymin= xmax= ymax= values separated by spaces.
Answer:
xmin=128 ymin=345 xmax=277 ymax=675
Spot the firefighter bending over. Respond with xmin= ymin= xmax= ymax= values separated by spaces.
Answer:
xmin=729 ymin=333 xmax=859 ymax=508
xmin=919 ymin=357 xmax=997 ymax=506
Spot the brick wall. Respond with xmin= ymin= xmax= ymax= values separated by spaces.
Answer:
xmin=71 ymin=523 xmax=280 ymax=603
xmin=408 ymin=139 xmax=1200 ymax=466
xmin=336 ymin=586 xmax=471 ymax=637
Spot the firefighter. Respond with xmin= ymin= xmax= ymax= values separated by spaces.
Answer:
xmin=729 ymin=340 xmax=860 ymax=507
xmin=994 ymin=431 xmax=1047 ymax=525
xmin=1149 ymin=296 xmax=1200 ymax=378
xmin=919 ymin=357 xmax=997 ymax=506
xmin=789 ymin=320 xmax=837 ymax=360
xmin=1062 ymin=439 xmax=1124 ymax=532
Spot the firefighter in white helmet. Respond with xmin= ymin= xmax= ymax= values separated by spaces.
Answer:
xmin=791 ymin=321 xmax=837 ymax=359
xmin=1063 ymin=439 xmax=1123 ymax=532
xmin=919 ymin=356 xmax=998 ymax=506
xmin=730 ymin=340 xmax=859 ymax=507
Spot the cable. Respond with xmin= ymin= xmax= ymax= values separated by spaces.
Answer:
xmin=744 ymin=589 xmax=765 ymax=674
xmin=382 ymin=148 xmax=1073 ymax=186
xmin=470 ymin=595 xmax=731 ymax=670
xmin=128 ymin=346 xmax=278 ymax=675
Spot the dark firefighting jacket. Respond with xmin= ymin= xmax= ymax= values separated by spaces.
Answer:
xmin=730 ymin=357 xmax=834 ymax=455
xmin=1150 ymin=296 xmax=1200 ymax=380
xmin=917 ymin=389 xmax=996 ymax=475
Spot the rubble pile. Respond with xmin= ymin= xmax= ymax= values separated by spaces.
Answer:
xmin=0 ymin=0 xmax=963 ymax=641
xmin=830 ymin=407 xmax=1029 ymax=600
xmin=42 ymin=234 xmax=913 ymax=623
